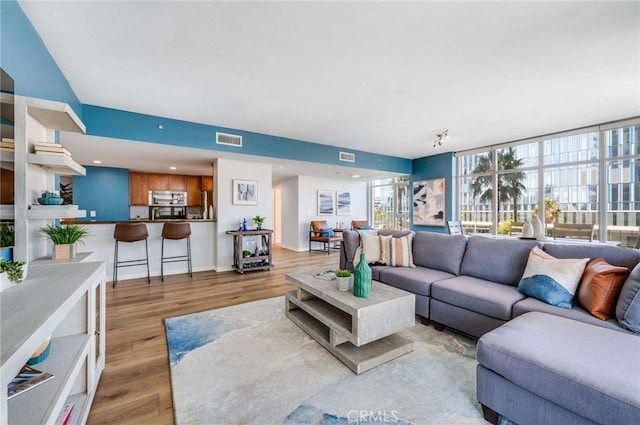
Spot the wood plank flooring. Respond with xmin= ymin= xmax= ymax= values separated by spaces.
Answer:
xmin=87 ymin=245 xmax=338 ymax=425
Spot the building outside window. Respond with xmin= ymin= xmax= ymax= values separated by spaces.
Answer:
xmin=371 ymin=176 xmax=409 ymax=230
xmin=456 ymin=119 xmax=640 ymax=247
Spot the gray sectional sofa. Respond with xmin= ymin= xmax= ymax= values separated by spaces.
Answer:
xmin=339 ymin=230 xmax=640 ymax=425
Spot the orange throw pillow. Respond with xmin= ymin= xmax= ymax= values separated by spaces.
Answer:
xmin=577 ymin=258 xmax=629 ymax=320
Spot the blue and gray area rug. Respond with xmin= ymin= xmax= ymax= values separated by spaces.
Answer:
xmin=165 ymin=296 xmax=485 ymax=425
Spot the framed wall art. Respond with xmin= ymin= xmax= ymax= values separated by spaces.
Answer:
xmin=233 ymin=179 xmax=258 ymax=205
xmin=413 ymin=178 xmax=445 ymax=226
xmin=317 ymin=190 xmax=335 ymax=215
xmin=336 ymin=191 xmax=351 ymax=216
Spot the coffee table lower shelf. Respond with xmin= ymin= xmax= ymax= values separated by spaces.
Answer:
xmin=285 ymin=291 xmax=414 ymax=374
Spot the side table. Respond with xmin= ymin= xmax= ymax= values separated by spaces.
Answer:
xmin=226 ymin=229 xmax=273 ymax=273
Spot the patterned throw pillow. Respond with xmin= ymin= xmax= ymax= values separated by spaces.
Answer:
xmin=518 ymin=247 xmax=589 ymax=309
xmin=577 ymin=258 xmax=629 ymax=320
xmin=389 ymin=234 xmax=415 ymax=267
xmin=379 ymin=235 xmax=393 ymax=265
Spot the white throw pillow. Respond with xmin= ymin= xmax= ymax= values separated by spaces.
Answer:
xmin=358 ymin=230 xmax=380 ymax=264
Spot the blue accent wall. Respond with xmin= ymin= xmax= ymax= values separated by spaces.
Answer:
xmin=411 ymin=152 xmax=455 ymax=234
xmin=82 ymin=105 xmax=412 ymax=175
xmin=73 ymin=166 xmax=129 ymax=221
xmin=0 ymin=0 xmax=81 ymax=115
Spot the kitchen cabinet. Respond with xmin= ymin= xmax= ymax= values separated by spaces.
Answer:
xmin=186 ymin=176 xmax=202 ymax=206
xmin=0 ymin=261 xmax=106 ymax=425
xmin=202 ymin=176 xmax=213 ymax=191
xmin=129 ymin=172 xmax=149 ymax=206
xmin=148 ymin=173 xmax=186 ymax=191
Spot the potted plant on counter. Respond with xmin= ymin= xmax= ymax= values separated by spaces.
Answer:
xmin=40 ymin=223 xmax=90 ymax=260
xmin=0 ymin=258 xmax=26 ymax=291
xmin=252 ymin=215 xmax=266 ymax=230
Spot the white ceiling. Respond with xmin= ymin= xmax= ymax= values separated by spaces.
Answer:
xmin=18 ymin=1 xmax=640 ymax=177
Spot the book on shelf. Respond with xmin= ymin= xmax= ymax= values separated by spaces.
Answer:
xmin=0 ymin=141 xmax=14 ymax=148
xmin=34 ymin=145 xmax=72 ymax=157
xmin=54 ymin=403 xmax=74 ymax=425
xmin=7 ymin=365 xmax=54 ymax=399
xmin=1 ymin=138 xmax=14 ymax=144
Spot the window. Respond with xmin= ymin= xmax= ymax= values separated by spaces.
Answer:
xmin=456 ymin=119 xmax=640 ymax=247
xmin=371 ymin=176 xmax=409 ymax=230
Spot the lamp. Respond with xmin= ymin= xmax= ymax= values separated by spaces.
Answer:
xmin=433 ymin=129 xmax=450 ymax=148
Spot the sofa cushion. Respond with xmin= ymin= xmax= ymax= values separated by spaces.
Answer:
xmin=518 ymin=247 xmax=589 ymax=309
xmin=378 ymin=267 xmax=455 ymax=297
xmin=431 ymin=276 xmax=526 ymax=320
xmin=477 ymin=312 xmax=640 ymax=425
xmin=358 ymin=230 xmax=381 ymax=264
xmin=543 ymin=243 xmax=640 ymax=270
xmin=616 ymin=263 xmax=640 ymax=333
xmin=460 ymin=237 xmax=541 ymax=286
xmin=412 ymin=232 xmax=467 ymax=275
xmin=577 ymin=258 xmax=629 ymax=320
xmin=512 ymin=297 xmax=628 ymax=333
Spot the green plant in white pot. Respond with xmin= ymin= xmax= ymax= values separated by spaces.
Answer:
xmin=335 ymin=269 xmax=352 ymax=291
xmin=0 ymin=258 xmax=26 ymax=291
xmin=40 ymin=223 xmax=90 ymax=260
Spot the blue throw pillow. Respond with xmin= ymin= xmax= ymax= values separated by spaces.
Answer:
xmin=518 ymin=275 xmax=574 ymax=309
xmin=320 ymin=227 xmax=334 ymax=237
xmin=358 ymin=226 xmax=372 ymax=230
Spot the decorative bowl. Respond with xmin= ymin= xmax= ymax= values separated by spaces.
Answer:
xmin=37 ymin=197 xmax=64 ymax=205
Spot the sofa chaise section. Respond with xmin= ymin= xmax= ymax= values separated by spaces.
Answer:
xmin=477 ymin=312 xmax=640 ymax=425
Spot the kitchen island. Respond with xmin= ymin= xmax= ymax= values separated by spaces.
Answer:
xmin=69 ymin=220 xmax=216 ymax=282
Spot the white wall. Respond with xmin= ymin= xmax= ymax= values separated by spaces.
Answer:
xmin=276 ymin=175 xmax=368 ymax=252
xmin=215 ymin=158 xmax=272 ymax=271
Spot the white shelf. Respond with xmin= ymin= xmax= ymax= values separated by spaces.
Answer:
xmin=24 ymin=97 xmax=85 ymax=134
xmin=27 ymin=205 xmax=87 ymax=220
xmin=0 ymin=262 xmax=105 ymax=425
xmin=27 ymin=153 xmax=86 ymax=176
xmin=8 ymin=334 xmax=90 ymax=425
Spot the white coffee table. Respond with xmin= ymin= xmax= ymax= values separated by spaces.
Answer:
xmin=285 ymin=270 xmax=415 ymax=374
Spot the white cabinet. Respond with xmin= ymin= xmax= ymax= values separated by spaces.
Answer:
xmin=12 ymin=95 xmax=87 ymax=262
xmin=0 ymin=261 xmax=106 ymax=425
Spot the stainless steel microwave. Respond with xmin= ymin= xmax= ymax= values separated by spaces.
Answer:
xmin=148 ymin=191 xmax=187 ymax=206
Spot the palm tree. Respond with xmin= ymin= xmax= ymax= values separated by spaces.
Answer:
xmin=471 ymin=148 xmax=526 ymax=219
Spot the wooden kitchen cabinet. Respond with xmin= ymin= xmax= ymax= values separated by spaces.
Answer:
xmin=186 ymin=175 xmax=202 ymax=206
xmin=202 ymin=176 xmax=213 ymax=191
xmin=129 ymin=172 xmax=149 ymax=206
xmin=148 ymin=173 xmax=186 ymax=191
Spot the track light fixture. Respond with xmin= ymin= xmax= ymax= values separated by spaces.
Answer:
xmin=433 ymin=129 xmax=449 ymax=148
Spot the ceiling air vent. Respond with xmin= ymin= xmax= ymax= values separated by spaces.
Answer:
xmin=216 ymin=132 xmax=242 ymax=147
xmin=339 ymin=151 xmax=355 ymax=163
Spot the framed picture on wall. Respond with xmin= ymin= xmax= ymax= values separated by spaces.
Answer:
xmin=413 ymin=178 xmax=445 ymax=226
xmin=317 ymin=190 xmax=335 ymax=215
xmin=336 ymin=191 xmax=351 ymax=216
xmin=233 ymin=179 xmax=258 ymax=205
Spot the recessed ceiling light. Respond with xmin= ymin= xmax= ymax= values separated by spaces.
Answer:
xmin=351 ymin=174 xmax=360 ymax=178
xmin=157 ymin=124 xmax=164 ymax=130
xmin=169 ymin=166 xmax=177 ymax=170
xmin=92 ymin=160 xmax=102 ymax=164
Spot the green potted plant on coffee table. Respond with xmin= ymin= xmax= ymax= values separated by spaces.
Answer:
xmin=335 ymin=269 xmax=352 ymax=291
xmin=40 ymin=223 xmax=90 ymax=260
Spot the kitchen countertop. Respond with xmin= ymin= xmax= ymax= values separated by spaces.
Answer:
xmin=76 ymin=219 xmax=216 ymax=224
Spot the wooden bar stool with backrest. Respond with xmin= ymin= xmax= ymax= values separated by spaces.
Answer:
xmin=161 ymin=222 xmax=192 ymax=281
xmin=113 ymin=222 xmax=150 ymax=287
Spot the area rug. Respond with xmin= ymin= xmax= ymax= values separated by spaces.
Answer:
xmin=165 ymin=296 xmax=485 ymax=425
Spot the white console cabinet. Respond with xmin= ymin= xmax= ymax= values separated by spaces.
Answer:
xmin=0 ymin=261 xmax=106 ymax=425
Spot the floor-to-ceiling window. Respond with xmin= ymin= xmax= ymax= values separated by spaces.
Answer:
xmin=371 ymin=176 xmax=409 ymax=230
xmin=456 ymin=118 xmax=639 ymax=247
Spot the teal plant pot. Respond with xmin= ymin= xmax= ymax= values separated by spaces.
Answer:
xmin=353 ymin=252 xmax=372 ymax=298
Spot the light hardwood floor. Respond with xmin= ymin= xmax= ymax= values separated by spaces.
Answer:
xmin=87 ymin=245 xmax=338 ymax=425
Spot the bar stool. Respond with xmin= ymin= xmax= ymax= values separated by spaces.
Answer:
xmin=161 ymin=222 xmax=192 ymax=281
xmin=113 ymin=222 xmax=150 ymax=287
